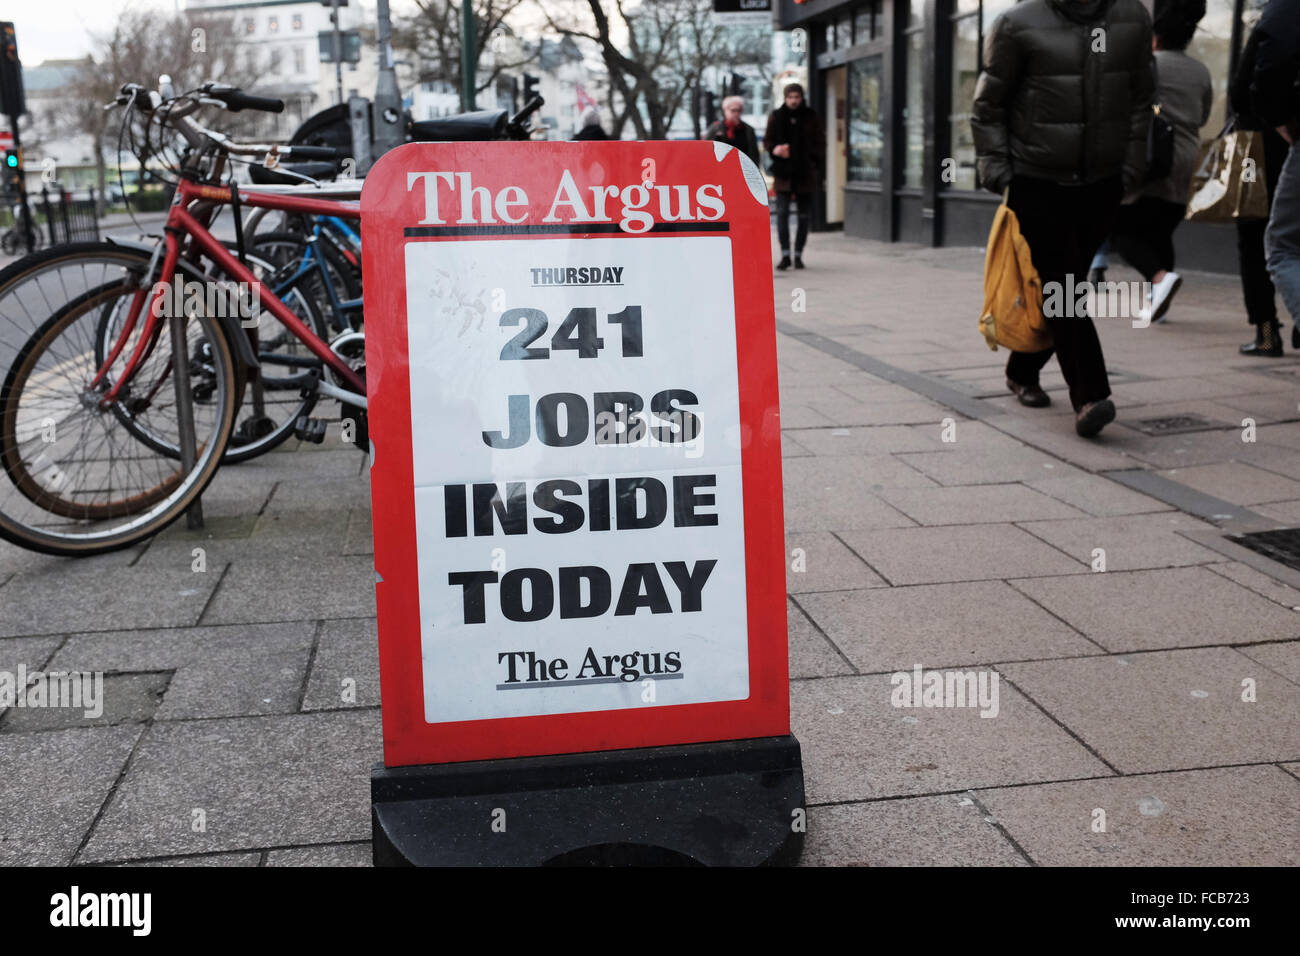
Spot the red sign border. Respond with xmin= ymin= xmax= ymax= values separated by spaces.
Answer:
xmin=361 ymin=141 xmax=788 ymax=767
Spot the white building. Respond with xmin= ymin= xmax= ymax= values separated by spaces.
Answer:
xmin=185 ymin=0 xmax=383 ymax=140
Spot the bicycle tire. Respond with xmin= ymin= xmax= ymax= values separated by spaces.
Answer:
xmin=0 ymin=271 xmax=239 ymax=556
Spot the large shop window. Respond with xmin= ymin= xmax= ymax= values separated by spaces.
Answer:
xmin=848 ymin=54 xmax=884 ymax=183
xmin=949 ymin=0 xmax=1019 ymax=191
xmin=902 ymin=27 xmax=924 ymax=187
xmin=1185 ymin=0 xmax=1240 ymax=138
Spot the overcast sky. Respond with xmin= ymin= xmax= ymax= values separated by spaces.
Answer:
xmin=10 ymin=0 xmax=429 ymax=67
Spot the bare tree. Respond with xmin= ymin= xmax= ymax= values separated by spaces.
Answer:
xmin=61 ymin=7 xmax=249 ymax=214
xmin=393 ymin=0 xmax=537 ymax=111
xmin=539 ymin=0 xmax=772 ymax=140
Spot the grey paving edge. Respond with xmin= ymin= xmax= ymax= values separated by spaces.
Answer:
xmin=776 ymin=320 xmax=998 ymax=421
xmin=1101 ymin=469 xmax=1271 ymax=527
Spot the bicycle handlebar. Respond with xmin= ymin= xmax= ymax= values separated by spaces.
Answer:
xmin=204 ymin=87 xmax=285 ymax=114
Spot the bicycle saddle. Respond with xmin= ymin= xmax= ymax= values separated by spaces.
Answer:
xmin=409 ymin=109 xmax=508 ymax=142
xmin=248 ymin=162 xmax=338 ymax=185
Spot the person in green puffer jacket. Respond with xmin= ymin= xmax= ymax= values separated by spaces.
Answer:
xmin=972 ymin=0 xmax=1154 ymax=438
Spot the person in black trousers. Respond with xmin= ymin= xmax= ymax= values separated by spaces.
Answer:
xmin=764 ymin=84 xmax=823 ymax=270
xmin=1233 ymin=23 xmax=1293 ymax=355
xmin=972 ymin=0 xmax=1154 ymax=437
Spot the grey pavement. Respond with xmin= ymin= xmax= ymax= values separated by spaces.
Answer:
xmin=1 ymin=231 xmax=1299 ymax=866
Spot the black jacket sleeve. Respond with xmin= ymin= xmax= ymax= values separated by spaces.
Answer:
xmin=1251 ymin=0 xmax=1300 ymax=128
xmin=1124 ymin=23 xmax=1156 ymax=191
xmin=971 ymin=12 xmax=1022 ymax=194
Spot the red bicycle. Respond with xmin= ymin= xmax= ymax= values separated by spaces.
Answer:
xmin=0 ymin=84 xmax=373 ymax=556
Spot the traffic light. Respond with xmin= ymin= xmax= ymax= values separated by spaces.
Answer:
xmin=522 ymin=74 xmax=539 ymax=103
xmin=2 ymin=147 xmax=20 ymax=199
xmin=0 ymin=22 xmax=25 ymax=118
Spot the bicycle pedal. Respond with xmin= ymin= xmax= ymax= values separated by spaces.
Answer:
xmin=293 ymin=416 xmax=328 ymax=444
xmin=235 ymin=415 xmax=276 ymax=441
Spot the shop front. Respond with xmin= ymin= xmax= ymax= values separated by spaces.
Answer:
xmin=775 ymin=0 xmax=1268 ymax=273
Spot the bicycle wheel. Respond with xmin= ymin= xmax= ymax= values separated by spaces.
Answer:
xmin=93 ymin=248 xmax=329 ymax=464
xmin=0 ymin=273 xmax=239 ymax=555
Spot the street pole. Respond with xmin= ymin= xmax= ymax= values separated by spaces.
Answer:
xmin=460 ymin=1 xmax=475 ymax=111
xmin=371 ymin=0 xmax=404 ymax=160
xmin=7 ymin=116 xmax=34 ymax=252
xmin=331 ymin=0 xmax=343 ymax=105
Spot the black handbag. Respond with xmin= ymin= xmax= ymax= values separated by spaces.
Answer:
xmin=1144 ymin=104 xmax=1176 ymax=183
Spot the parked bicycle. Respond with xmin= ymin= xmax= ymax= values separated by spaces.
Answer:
xmin=0 ymin=80 xmax=542 ymax=557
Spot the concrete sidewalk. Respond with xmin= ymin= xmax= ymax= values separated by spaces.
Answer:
xmin=1 ymin=232 xmax=1298 ymax=866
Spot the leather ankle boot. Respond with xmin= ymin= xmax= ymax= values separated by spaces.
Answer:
xmin=1241 ymin=320 xmax=1283 ymax=357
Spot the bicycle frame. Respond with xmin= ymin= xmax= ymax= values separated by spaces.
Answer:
xmin=97 ymin=179 xmax=365 ymax=407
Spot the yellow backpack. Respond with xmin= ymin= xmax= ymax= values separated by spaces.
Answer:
xmin=978 ymin=192 xmax=1051 ymax=353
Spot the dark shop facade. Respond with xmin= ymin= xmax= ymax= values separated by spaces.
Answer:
xmin=774 ymin=0 xmax=1267 ymax=273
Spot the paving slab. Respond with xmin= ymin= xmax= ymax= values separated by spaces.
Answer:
xmin=79 ymin=709 xmax=380 ymax=862
xmin=0 ymin=635 xmax=62 ymax=675
xmin=1207 ymin=561 xmax=1300 ymax=611
xmin=0 ymin=563 xmax=226 ymax=638
xmin=790 ymin=674 xmax=1112 ymax=804
xmin=0 ymin=672 xmax=169 ymax=732
xmin=200 ymin=556 xmax=377 ymax=625
xmin=1017 ymin=512 xmax=1222 ymax=571
xmin=976 ymin=765 xmax=1300 ymax=866
xmin=1237 ymin=640 xmax=1300 ymax=687
xmin=786 ymin=425 xmax=943 ymax=457
xmin=785 ymin=531 xmax=887 ymax=593
xmin=898 ymin=447 xmax=1085 ymax=486
xmin=135 ymin=511 xmax=349 ymax=569
xmin=114 ymin=851 xmax=262 ymax=866
xmin=48 ymin=622 xmax=316 ymax=720
xmin=1024 ymin=474 xmax=1172 ymax=517
xmin=0 ymin=725 xmax=141 ymax=865
xmin=342 ymin=509 xmax=374 ymax=555
xmin=800 ymin=795 xmax=1028 ymax=866
xmin=264 ymin=842 xmax=372 ymax=866
xmin=787 ymin=598 xmax=855 ymax=679
xmin=838 ymin=523 xmax=1085 ymax=586
xmin=1010 ymin=566 xmax=1300 ymax=651
xmin=1157 ymin=461 xmax=1300 ymax=506
xmin=302 ymin=618 xmax=381 ymax=712
xmin=878 ymin=484 xmax=1087 ymax=526
xmin=263 ymin=476 xmax=372 ymax=514
xmin=799 ymin=580 xmax=1101 ymax=673
xmin=999 ymin=647 xmax=1300 ymax=773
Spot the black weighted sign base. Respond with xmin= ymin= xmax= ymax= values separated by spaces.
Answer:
xmin=371 ymin=734 xmax=806 ymax=866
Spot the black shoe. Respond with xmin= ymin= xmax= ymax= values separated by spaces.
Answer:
xmin=776 ymin=255 xmax=792 ymax=271
xmin=1075 ymin=399 xmax=1116 ymax=437
xmin=1007 ymin=378 xmax=1051 ymax=408
xmin=1292 ymin=324 xmax=1299 ymax=350
xmin=793 ymin=254 xmax=805 ymax=269
xmin=1240 ymin=320 xmax=1283 ymax=357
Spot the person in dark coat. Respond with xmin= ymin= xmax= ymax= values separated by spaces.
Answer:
xmin=704 ymin=95 xmax=760 ymax=167
xmin=1256 ymin=0 xmax=1300 ymax=336
xmin=971 ymin=0 xmax=1154 ymax=438
xmin=763 ymin=83 xmax=823 ymax=270
xmin=573 ymin=107 xmax=611 ymax=141
xmin=1232 ymin=21 xmax=1292 ymax=356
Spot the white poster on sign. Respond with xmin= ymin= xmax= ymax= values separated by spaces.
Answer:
xmin=403 ymin=236 xmax=750 ymax=724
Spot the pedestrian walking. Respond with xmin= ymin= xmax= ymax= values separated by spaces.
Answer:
xmin=764 ymin=83 xmax=823 ymax=271
xmin=1232 ymin=19 xmax=1292 ymax=356
xmin=573 ymin=107 xmax=611 ymax=141
xmin=1256 ymin=0 xmax=1300 ymax=333
xmin=971 ymin=0 xmax=1154 ymax=438
xmin=1109 ymin=0 xmax=1212 ymax=326
xmin=704 ymin=95 xmax=761 ymax=168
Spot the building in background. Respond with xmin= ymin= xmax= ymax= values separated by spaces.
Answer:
xmin=186 ymin=0 xmax=382 ymax=140
xmin=775 ymin=0 xmax=1260 ymax=273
